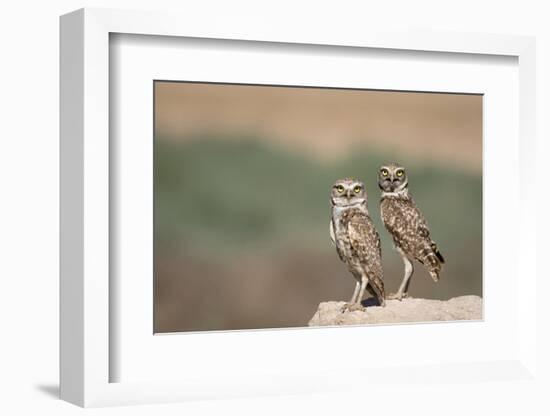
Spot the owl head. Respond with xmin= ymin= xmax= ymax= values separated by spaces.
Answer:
xmin=378 ymin=163 xmax=408 ymax=193
xmin=331 ymin=177 xmax=367 ymax=208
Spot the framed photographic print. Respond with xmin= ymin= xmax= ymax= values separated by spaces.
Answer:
xmin=60 ymin=8 xmax=538 ymax=408
xmin=153 ymin=81 xmax=483 ymax=333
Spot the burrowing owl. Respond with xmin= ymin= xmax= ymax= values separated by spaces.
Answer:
xmin=330 ymin=178 xmax=385 ymax=308
xmin=378 ymin=163 xmax=444 ymax=300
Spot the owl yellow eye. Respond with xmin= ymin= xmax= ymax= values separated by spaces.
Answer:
xmin=336 ymin=185 xmax=344 ymax=193
xmin=353 ymin=186 xmax=361 ymax=193
xmin=381 ymin=169 xmax=389 ymax=177
xmin=396 ymin=170 xmax=404 ymax=177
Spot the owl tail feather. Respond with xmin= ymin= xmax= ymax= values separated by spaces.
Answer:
xmin=367 ymin=275 xmax=386 ymax=307
xmin=429 ymin=269 xmax=440 ymax=282
xmin=419 ymin=243 xmax=443 ymax=282
xmin=431 ymin=243 xmax=445 ymax=264
xmin=425 ymin=252 xmax=442 ymax=282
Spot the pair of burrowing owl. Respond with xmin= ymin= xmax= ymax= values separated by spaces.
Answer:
xmin=330 ymin=163 xmax=444 ymax=309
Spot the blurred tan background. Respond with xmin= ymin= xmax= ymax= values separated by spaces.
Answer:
xmin=154 ymin=81 xmax=482 ymax=333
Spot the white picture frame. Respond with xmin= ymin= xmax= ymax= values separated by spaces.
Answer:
xmin=60 ymin=7 xmax=538 ymax=408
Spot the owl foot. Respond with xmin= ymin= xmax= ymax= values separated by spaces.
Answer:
xmin=387 ymin=292 xmax=408 ymax=301
xmin=340 ymin=302 xmax=364 ymax=313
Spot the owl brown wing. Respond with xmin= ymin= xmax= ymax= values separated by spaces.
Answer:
xmin=346 ymin=211 xmax=385 ymax=301
xmin=383 ymin=198 xmax=431 ymax=248
xmin=330 ymin=219 xmax=346 ymax=262
xmin=383 ymin=197 xmax=444 ymax=274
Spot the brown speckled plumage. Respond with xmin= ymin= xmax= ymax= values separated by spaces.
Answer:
xmin=378 ymin=164 xmax=444 ymax=299
xmin=330 ymin=178 xmax=385 ymax=307
xmin=380 ymin=193 xmax=443 ymax=278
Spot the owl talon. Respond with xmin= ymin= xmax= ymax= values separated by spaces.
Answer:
xmin=387 ymin=292 xmax=407 ymax=301
xmin=341 ymin=302 xmax=364 ymax=313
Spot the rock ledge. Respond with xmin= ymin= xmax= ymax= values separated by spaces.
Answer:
xmin=308 ymin=296 xmax=482 ymax=326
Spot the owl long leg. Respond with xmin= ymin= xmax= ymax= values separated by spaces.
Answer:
xmin=388 ymin=247 xmax=414 ymax=301
xmin=403 ymin=259 xmax=414 ymax=294
xmin=350 ymin=281 xmax=361 ymax=304
xmin=341 ymin=281 xmax=363 ymax=313
xmin=356 ymin=275 xmax=369 ymax=305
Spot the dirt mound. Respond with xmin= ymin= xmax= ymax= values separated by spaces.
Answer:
xmin=308 ymin=296 xmax=482 ymax=326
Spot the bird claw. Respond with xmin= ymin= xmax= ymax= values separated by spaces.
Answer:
xmin=387 ymin=292 xmax=408 ymax=301
xmin=340 ymin=302 xmax=364 ymax=313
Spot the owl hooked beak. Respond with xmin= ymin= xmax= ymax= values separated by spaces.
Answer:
xmin=378 ymin=177 xmax=394 ymax=192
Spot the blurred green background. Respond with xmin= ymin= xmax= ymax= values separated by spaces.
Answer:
xmin=154 ymin=82 xmax=482 ymax=333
